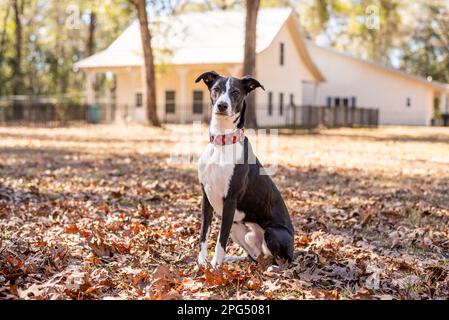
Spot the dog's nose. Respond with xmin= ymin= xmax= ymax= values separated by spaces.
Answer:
xmin=217 ymin=102 xmax=228 ymax=112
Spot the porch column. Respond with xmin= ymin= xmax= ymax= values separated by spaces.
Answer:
xmin=85 ymin=71 xmax=95 ymax=105
xmin=129 ymin=69 xmax=137 ymax=123
xmin=114 ymin=69 xmax=128 ymax=125
xmin=140 ymin=65 xmax=149 ymax=125
xmin=176 ymin=67 xmax=189 ymax=124
xmin=313 ymin=83 xmax=319 ymax=106
xmin=105 ymin=80 xmax=111 ymax=123
xmin=441 ymin=92 xmax=448 ymax=113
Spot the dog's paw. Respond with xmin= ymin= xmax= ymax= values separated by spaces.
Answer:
xmin=211 ymin=245 xmax=225 ymax=268
xmin=197 ymin=253 xmax=208 ymax=267
xmin=211 ymin=255 xmax=223 ymax=268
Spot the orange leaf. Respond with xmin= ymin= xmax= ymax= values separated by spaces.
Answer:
xmin=65 ymin=224 xmax=79 ymax=234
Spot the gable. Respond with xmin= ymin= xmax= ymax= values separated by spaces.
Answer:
xmin=76 ymin=8 xmax=324 ymax=82
xmin=307 ymin=42 xmax=446 ymax=91
xmin=284 ymin=16 xmax=325 ymax=82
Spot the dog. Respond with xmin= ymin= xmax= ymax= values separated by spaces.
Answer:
xmin=195 ymin=71 xmax=294 ymax=267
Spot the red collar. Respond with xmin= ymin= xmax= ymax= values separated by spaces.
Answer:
xmin=209 ymin=128 xmax=245 ymax=146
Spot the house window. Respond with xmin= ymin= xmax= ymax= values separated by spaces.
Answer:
xmin=326 ymin=96 xmax=332 ymax=107
xmin=193 ymin=91 xmax=203 ymax=114
xmin=351 ymin=96 xmax=357 ymax=108
xmin=136 ymin=93 xmax=143 ymax=108
xmin=280 ymin=42 xmax=285 ymax=66
xmin=406 ymin=97 xmax=411 ymax=107
xmin=268 ymin=92 xmax=273 ymax=115
xmin=279 ymin=93 xmax=284 ymax=115
xmin=165 ymin=90 xmax=175 ymax=114
xmin=343 ymin=98 xmax=349 ymax=107
xmin=334 ymin=97 xmax=341 ymax=107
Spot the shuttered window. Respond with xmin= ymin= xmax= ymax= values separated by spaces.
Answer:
xmin=279 ymin=93 xmax=284 ymax=115
xmin=165 ymin=91 xmax=175 ymax=114
xmin=280 ymin=42 xmax=285 ymax=66
xmin=268 ymin=92 xmax=273 ymax=115
xmin=136 ymin=93 xmax=143 ymax=108
xmin=193 ymin=91 xmax=203 ymax=114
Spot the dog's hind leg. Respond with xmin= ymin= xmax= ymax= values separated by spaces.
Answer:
xmin=230 ymin=222 xmax=261 ymax=261
xmin=264 ymin=226 xmax=294 ymax=262
xmin=230 ymin=223 xmax=255 ymax=260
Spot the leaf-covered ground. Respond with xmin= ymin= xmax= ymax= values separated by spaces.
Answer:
xmin=0 ymin=125 xmax=448 ymax=300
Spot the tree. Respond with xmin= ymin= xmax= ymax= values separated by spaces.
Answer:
xmin=11 ymin=0 xmax=24 ymax=95
xmin=130 ymin=0 xmax=160 ymax=126
xmin=0 ymin=2 xmax=10 ymax=66
xmin=243 ymin=0 xmax=260 ymax=128
xmin=0 ymin=2 xmax=11 ymax=96
xmin=401 ymin=2 xmax=449 ymax=83
xmin=87 ymin=8 xmax=97 ymax=56
xmin=298 ymin=0 xmax=403 ymax=66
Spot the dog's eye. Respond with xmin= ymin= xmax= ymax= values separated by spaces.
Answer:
xmin=231 ymin=90 xmax=240 ymax=98
xmin=212 ymin=87 xmax=220 ymax=94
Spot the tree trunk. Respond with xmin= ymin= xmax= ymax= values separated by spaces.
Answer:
xmin=87 ymin=9 xmax=96 ymax=56
xmin=243 ymin=0 xmax=260 ymax=128
xmin=0 ymin=4 xmax=10 ymax=64
xmin=0 ymin=4 xmax=11 ymax=96
xmin=134 ymin=0 xmax=160 ymax=126
xmin=12 ymin=0 xmax=23 ymax=95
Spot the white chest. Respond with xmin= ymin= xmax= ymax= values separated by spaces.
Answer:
xmin=198 ymin=143 xmax=244 ymax=216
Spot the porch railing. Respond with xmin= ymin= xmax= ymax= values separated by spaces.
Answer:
xmin=0 ymin=99 xmax=379 ymax=129
xmin=0 ymin=97 xmax=88 ymax=126
xmin=158 ymin=104 xmax=379 ymax=128
xmin=254 ymin=105 xmax=379 ymax=128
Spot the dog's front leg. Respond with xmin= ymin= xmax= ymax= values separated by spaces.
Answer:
xmin=211 ymin=198 xmax=236 ymax=267
xmin=198 ymin=186 xmax=213 ymax=266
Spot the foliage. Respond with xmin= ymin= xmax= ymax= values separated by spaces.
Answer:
xmin=0 ymin=0 xmax=134 ymax=96
xmin=400 ymin=1 xmax=449 ymax=83
xmin=298 ymin=0 xmax=449 ymax=79
xmin=298 ymin=0 xmax=402 ymax=65
xmin=0 ymin=0 xmax=447 ymax=100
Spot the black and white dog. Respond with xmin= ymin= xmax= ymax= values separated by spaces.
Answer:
xmin=195 ymin=71 xmax=294 ymax=267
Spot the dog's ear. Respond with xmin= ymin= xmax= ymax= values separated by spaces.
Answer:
xmin=241 ymin=76 xmax=265 ymax=94
xmin=195 ymin=71 xmax=220 ymax=89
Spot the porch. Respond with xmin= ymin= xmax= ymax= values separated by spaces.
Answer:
xmin=80 ymin=63 xmax=242 ymax=125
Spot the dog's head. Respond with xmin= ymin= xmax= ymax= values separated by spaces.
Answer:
xmin=195 ymin=71 xmax=265 ymax=120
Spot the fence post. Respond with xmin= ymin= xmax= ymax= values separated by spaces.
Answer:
xmin=349 ymin=107 xmax=353 ymax=127
xmin=306 ymin=106 xmax=313 ymax=128
xmin=344 ymin=106 xmax=348 ymax=126
xmin=293 ymin=105 xmax=297 ymax=131
xmin=320 ymin=107 xmax=324 ymax=127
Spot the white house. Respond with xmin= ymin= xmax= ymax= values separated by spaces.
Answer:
xmin=75 ymin=8 xmax=449 ymax=126
xmin=303 ymin=42 xmax=449 ymax=126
